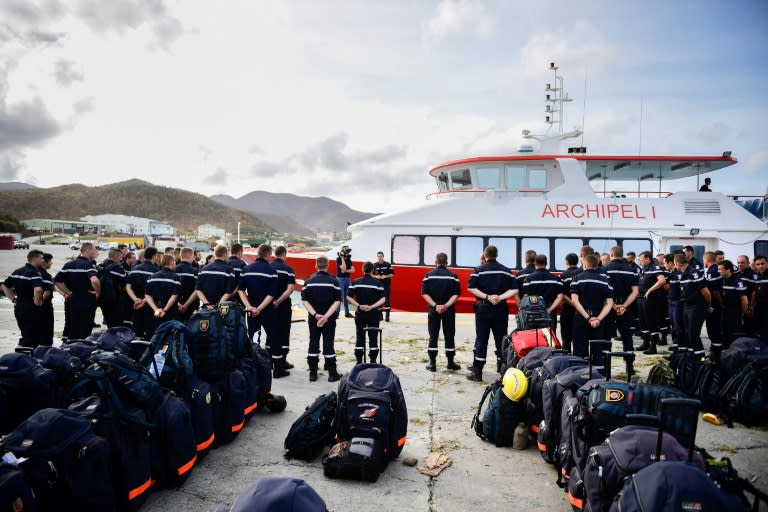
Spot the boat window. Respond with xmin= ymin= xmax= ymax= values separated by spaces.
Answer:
xmin=476 ymin=167 xmax=501 ymax=190
xmin=506 ymin=166 xmax=525 ymax=191
xmin=521 ymin=238 xmax=550 ymax=264
xmin=436 ymin=173 xmax=449 ymax=192
xmin=589 ymin=239 xmax=618 ymax=255
xmin=424 ymin=236 xmax=452 ymax=264
xmin=669 ymin=244 xmax=706 ymax=264
xmin=449 ymin=169 xmax=472 ymax=190
xmin=392 ymin=235 xmax=420 ymax=265
xmin=456 ymin=236 xmax=484 ymax=267
xmin=554 ymin=239 xmax=583 ymax=270
xmin=528 ymin=168 xmax=547 ymax=189
xmin=621 ymin=239 xmax=652 ymax=257
xmin=489 ymin=237 xmax=517 ymax=269
xmin=755 ymin=240 xmax=768 ymax=259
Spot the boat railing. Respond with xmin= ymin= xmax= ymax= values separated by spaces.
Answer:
xmin=426 ymin=189 xmax=545 ymax=199
xmin=593 ymin=190 xmax=674 ymax=199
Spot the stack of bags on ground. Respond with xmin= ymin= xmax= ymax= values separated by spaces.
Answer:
xmin=0 ymin=301 xmax=286 ymax=512
xmin=472 ymin=332 xmax=768 ymax=512
xmin=648 ymin=336 xmax=768 ymax=427
xmin=284 ymin=363 xmax=408 ymax=483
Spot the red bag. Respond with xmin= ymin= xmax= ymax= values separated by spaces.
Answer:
xmin=511 ymin=328 xmax=561 ymax=359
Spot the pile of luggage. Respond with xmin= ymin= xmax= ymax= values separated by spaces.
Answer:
xmin=472 ymin=339 xmax=768 ymax=511
xmin=0 ymin=301 xmax=285 ymax=512
xmin=284 ymin=363 xmax=408 ymax=483
xmin=649 ymin=337 xmax=768 ymax=427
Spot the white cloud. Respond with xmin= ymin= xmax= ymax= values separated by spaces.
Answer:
xmin=423 ymin=0 xmax=495 ymax=43
xmin=743 ymin=150 xmax=768 ymax=175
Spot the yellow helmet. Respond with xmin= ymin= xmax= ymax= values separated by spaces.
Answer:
xmin=502 ymin=368 xmax=528 ymax=401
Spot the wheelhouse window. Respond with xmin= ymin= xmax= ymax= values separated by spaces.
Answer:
xmin=506 ymin=166 xmax=525 ymax=191
xmin=456 ymin=236 xmax=484 ymax=267
xmin=528 ymin=168 xmax=547 ymax=190
xmin=436 ymin=173 xmax=449 ymax=192
xmin=489 ymin=237 xmax=517 ymax=269
xmin=424 ymin=236 xmax=452 ymax=264
xmin=392 ymin=236 xmax=420 ymax=265
xmin=755 ymin=240 xmax=768 ymax=258
xmin=476 ymin=167 xmax=501 ymax=190
xmin=449 ymin=169 xmax=472 ymax=190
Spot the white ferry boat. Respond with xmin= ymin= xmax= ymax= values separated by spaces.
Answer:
xmin=250 ymin=64 xmax=768 ymax=313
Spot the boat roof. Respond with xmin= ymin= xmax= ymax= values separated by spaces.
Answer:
xmin=429 ymin=155 xmax=737 ymax=181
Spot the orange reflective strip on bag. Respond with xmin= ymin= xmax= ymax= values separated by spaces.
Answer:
xmin=537 ymin=441 xmax=547 ymax=452
xmin=231 ymin=419 xmax=245 ymax=433
xmin=244 ymin=402 xmax=258 ymax=415
xmin=196 ymin=433 xmax=215 ymax=452
xmin=397 ymin=436 xmax=407 ymax=447
xmin=128 ymin=478 xmax=154 ymax=501
xmin=177 ymin=454 xmax=197 ymax=476
xmin=530 ymin=424 xmax=539 ymax=433
xmin=567 ymin=490 xmax=584 ymax=510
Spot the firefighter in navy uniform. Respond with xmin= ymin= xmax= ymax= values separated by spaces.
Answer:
xmin=516 ymin=250 xmax=537 ymax=287
xmin=175 ymin=247 xmax=199 ymax=322
xmin=2 ymin=250 xmax=45 ymax=347
xmin=664 ymin=254 xmax=684 ymax=346
xmin=240 ymin=244 xmax=287 ymax=378
xmin=228 ymin=243 xmax=247 ymax=299
xmin=38 ymin=253 xmax=55 ymax=346
xmin=734 ymin=255 xmax=758 ymax=334
xmin=719 ymin=260 xmax=748 ymax=346
xmin=347 ymin=262 xmax=385 ymax=365
xmin=604 ymin=246 xmax=639 ymax=353
xmin=54 ymin=243 xmax=101 ymax=340
xmin=703 ymin=251 xmax=724 ymax=351
xmin=98 ymin=249 xmax=127 ymax=328
xmin=125 ymin=246 xmax=160 ymax=339
xmin=559 ymin=253 xmax=580 ymax=353
xmin=196 ymin=245 xmax=236 ymax=305
xmin=301 ymin=256 xmax=343 ymax=382
xmin=635 ymin=251 xmax=667 ymax=354
xmin=520 ymin=254 xmax=563 ymax=330
xmin=271 ymin=246 xmax=296 ymax=368
xmin=675 ymin=253 xmax=713 ymax=353
xmin=421 ymin=252 xmax=461 ymax=372
xmin=145 ymin=254 xmax=182 ymax=336
xmin=752 ymin=255 xmax=768 ymax=341
xmin=683 ymin=245 xmax=703 ymax=270
xmin=373 ymin=251 xmax=394 ymax=322
xmin=466 ymin=245 xmax=519 ymax=382
xmin=569 ymin=254 xmax=614 ymax=359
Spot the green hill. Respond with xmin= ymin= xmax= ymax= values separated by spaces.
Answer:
xmin=0 ymin=179 xmax=273 ymax=235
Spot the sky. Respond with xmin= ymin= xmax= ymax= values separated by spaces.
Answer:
xmin=1 ymin=0 xmax=767 ymax=214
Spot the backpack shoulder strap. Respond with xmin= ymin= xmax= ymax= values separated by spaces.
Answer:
xmin=471 ymin=381 xmax=497 ymax=440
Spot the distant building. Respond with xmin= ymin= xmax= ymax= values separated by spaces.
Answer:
xmin=22 ymin=218 xmax=109 ymax=235
xmin=198 ymin=223 xmax=225 ymax=240
xmin=80 ymin=214 xmax=175 ymax=236
xmin=315 ymin=231 xmax=334 ymax=245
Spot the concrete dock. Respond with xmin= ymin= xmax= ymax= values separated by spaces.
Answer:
xmin=1 ymin=245 xmax=766 ymax=511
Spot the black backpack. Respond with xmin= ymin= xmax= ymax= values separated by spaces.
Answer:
xmin=516 ymin=295 xmax=551 ymax=330
xmin=218 ymin=301 xmax=250 ymax=359
xmin=335 ymin=364 xmax=408 ymax=465
xmin=84 ymin=350 xmax=164 ymax=412
xmin=187 ymin=305 xmax=234 ymax=381
xmin=610 ymin=461 xmax=746 ymax=512
xmin=211 ymin=369 xmax=247 ymax=446
xmin=471 ymin=378 xmax=525 ymax=447
xmin=284 ymin=391 xmax=338 ymax=461
xmin=32 ymin=345 xmax=85 ymax=407
xmin=0 ymin=353 xmax=56 ymax=435
xmin=692 ymin=358 xmax=723 ymax=411
xmin=0 ymin=462 xmax=37 ymax=512
xmin=0 ymin=408 xmax=114 ymax=511
xmin=720 ymin=337 xmax=768 ymax=378
xmin=718 ymin=364 xmax=767 ymax=427
xmin=147 ymin=390 xmax=197 ymax=489
xmin=183 ymin=375 xmax=216 ymax=456
xmin=139 ymin=320 xmax=193 ymax=393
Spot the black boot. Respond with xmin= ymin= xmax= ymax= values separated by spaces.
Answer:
xmin=327 ymin=360 xmax=342 ymax=382
xmin=425 ymin=357 xmax=436 ymax=372
xmin=369 ymin=351 xmax=379 ymax=365
xmin=308 ymin=358 xmax=318 ymax=382
xmin=466 ymin=364 xmax=483 ymax=382
xmin=273 ymin=360 xmax=290 ymax=379
xmin=466 ymin=350 xmax=476 ymax=371
xmin=446 ymin=354 xmax=461 ymax=371
xmin=643 ymin=334 xmax=658 ymax=355
xmin=355 ymin=354 xmax=363 ymax=365
xmin=635 ymin=334 xmax=651 ymax=352
xmin=284 ymin=360 xmax=295 ymax=370
xmin=385 ymin=311 xmax=390 ymax=322
xmin=658 ymin=332 xmax=668 ymax=346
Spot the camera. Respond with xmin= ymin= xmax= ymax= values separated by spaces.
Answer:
xmin=338 ymin=247 xmax=351 ymax=258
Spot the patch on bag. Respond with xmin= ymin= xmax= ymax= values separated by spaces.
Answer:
xmin=205 ymin=392 xmax=212 ymax=404
xmin=21 ymin=439 xmax=34 ymax=448
xmin=605 ymin=389 xmax=624 ymax=402
xmin=359 ymin=406 xmax=378 ymax=419
xmin=681 ymin=502 xmax=702 ymax=511
xmin=529 ymin=296 xmax=539 ymax=304
xmin=219 ymin=304 xmax=229 ymax=316
xmin=199 ymin=319 xmax=209 ymax=332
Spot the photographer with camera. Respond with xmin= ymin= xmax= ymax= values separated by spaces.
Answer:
xmin=336 ymin=245 xmax=355 ymax=318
